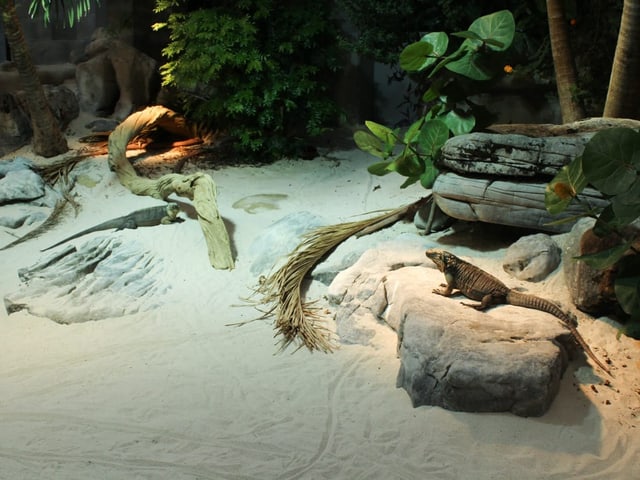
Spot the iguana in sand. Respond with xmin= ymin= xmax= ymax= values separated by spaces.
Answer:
xmin=425 ymin=248 xmax=612 ymax=377
xmin=41 ymin=203 xmax=181 ymax=251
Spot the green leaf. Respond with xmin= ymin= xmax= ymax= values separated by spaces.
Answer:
xmin=354 ymin=131 xmax=387 ymax=159
xmin=442 ymin=110 xmax=475 ymax=136
xmin=610 ymin=177 xmax=640 ymax=223
xmin=417 ymin=119 xmax=450 ymax=157
xmin=400 ymin=32 xmax=448 ymax=72
xmin=615 ymin=256 xmax=640 ymax=318
xmin=574 ymin=240 xmax=634 ymax=269
xmin=399 ymin=41 xmax=434 ymax=72
xmin=367 ymin=161 xmax=393 ymax=176
xmin=451 ymin=30 xmax=483 ymax=41
xmin=420 ymin=162 xmax=440 ymax=189
xmin=364 ymin=120 xmax=397 ymax=145
xmin=582 ymin=128 xmax=640 ymax=195
xmin=400 ymin=176 xmax=420 ymax=188
xmin=467 ymin=9 xmax=515 ymax=52
xmin=404 ymin=118 xmax=424 ymax=143
xmin=545 ymin=156 xmax=588 ymax=214
xmin=445 ymin=47 xmax=493 ymax=80
xmin=394 ymin=151 xmax=424 ymax=177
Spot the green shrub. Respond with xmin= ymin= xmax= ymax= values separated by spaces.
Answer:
xmin=154 ymin=0 xmax=341 ymax=160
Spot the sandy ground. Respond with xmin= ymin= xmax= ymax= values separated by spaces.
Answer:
xmin=1 ymin=115 xmax=639 ymax=480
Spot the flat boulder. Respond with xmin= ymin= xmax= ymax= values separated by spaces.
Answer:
xmin=328 ymin=247 xmax=572 ymax=417
xmin=4 ymin=237 xmax=169 ymax=323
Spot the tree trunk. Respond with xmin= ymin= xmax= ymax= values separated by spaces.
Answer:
xmin=604 ymin=0 xmax=640 ymax=118
xmin=0 ymin=0 xmax=68 ymax=157
xmin=546 ymin=0 xmax=585 ymax=123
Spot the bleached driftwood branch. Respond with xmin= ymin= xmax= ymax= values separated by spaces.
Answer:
xmin=108 ymin=105 xmax=234 ymax=269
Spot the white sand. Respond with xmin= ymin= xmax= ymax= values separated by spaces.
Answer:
xmin=1 ymin=118 xmax=639 ymax=479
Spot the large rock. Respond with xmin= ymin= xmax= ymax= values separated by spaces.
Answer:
xmin=503 ymin=233 xmax=561 ymax=282
xmin=563 ymin=218 xmax=640 ymax=315
xmin=4 ymin=237 xmax=169 ymax=323
xmin=328 ymin=247 xmax=572 ymax=417
xmin=76 ymin=53 xmax=120 ymax=115
xmin=0 ymin=93 xmax=31 ymax=156
xmin=76 ymin=28 xmax=159 ymax=119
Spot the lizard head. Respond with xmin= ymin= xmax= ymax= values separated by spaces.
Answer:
xmin=425 ymin=248 xmax=456 ymax=271
xmin=166 ymin=203 xmax=180 ymax=218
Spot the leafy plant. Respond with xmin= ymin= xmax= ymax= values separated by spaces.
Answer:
xmin=546 ymin=127 xmax=640 ymax=336
xmin=153 ymin=0 xmax=341 ymax=160
xmin=354 ymin=10 xmax=515 ymax=189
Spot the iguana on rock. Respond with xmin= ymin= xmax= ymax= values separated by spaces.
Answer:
xmin=425 ymin=248 xmax=612 ymax=377
xmin=41 ymin=203 xmax=181 ymax=252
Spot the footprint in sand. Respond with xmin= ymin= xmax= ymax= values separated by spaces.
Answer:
xmin=232 ymin=194 xmax=288 ymax=214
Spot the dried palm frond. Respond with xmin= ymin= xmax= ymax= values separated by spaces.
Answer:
xmin=254 ymin=196 xmax=430 ymax=353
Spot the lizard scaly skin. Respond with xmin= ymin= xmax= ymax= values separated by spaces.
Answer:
xmin=425 ymin=248 xmax=612 ymax=377
xmin=41 ymin=203 xmax=181 ymax=251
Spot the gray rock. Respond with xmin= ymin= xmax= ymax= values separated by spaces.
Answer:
xmin=0 ymin=204 xmax=48 ymax=228
xmin=249 ymin=211 xmax=327 ymax=276
xmin=0 ymin=169 xmax=45 ymax=204
xmin=562 ymin=218 xmax=640 ymax=314
xmin=86 ymin=118 xmax=120 ymax=132
xmin=329 ymin=247 xmax=571 ymax=416
xmin=77 ymin=29 xmax=159 ymax=119
xmin=41 ymin=84 xmax=79 ymax=130
xmin=4 ymin=236 xmax=168 ymax=323
xmin=76 ymin=53 xmax=120 ymax=115
xmin=503 ymin=233 xmax=562 ymax=282
xmin=0 ymin=93 xmax=31 ymax=156
xmin=0 ymin=156 xmax=35 ymax=176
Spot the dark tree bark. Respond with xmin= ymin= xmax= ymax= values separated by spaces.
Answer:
xmin=604 ymin=0 xmax=640 ymax=118
xmin=0 ymin=0 xmax=68 ymax=157
xmin=546 ymin=0 xmax=585 ymax=122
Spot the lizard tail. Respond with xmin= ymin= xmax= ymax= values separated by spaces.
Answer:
xmin=506 ymin=291 xmax=577 ymax=326
xmin=507 ymin=291 xmax=612 ymax=377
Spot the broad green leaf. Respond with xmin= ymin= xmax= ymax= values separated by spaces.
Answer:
xmin=354 ymin=131 xmax=387 ymax=158
xmin=442 ymin=110 xmax=475 ymax=136
xmin=610 ymin=177 xmax=640 ymax=223
xmin=451 ymin=30 xmax=483 ymax=42
xmin=574 ymin=240 xmax=634 ymax=269
xmin=615 ymin=256 xmax=640 ymax=318
xmin=365 ymin=120 xmax=397 ymax=145
xmin=467 ymin=9 xmax=515 ymax=52
xmin=399 ymin=41 xmax=434 ymax=72
xmin=422 ymin=85 xmax=440 ymax=103
xmin=400 ymin=176 xmax=420 ymax=188
xmin=420 ymin=163 xmax=440 ymax=189
xmin=582 ymin=128 xmax=640 ymax=195
xmin=400 ymin=32 xmax=448 ymax=72
xmin=445 ymin=47 xmax=493 ymax=80
xmin=417 ymin=119 xmax=450 ymax=157
xmin=404 ymin=118 xmax=425 ymax=143
xmin=367 ymin=161 xmax=393 ymax=176
xmin=545 ymin=156 xmax=588 ymax=214
xmin=394 ymin=151 xmax=424 ymax=177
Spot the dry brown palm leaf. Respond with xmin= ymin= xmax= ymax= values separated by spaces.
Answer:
xmin=254 ymin=196 xmax=430 ymax=353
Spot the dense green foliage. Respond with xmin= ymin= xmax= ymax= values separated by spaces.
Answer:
xmin=546 ymin=128 xmax=640 ymax=337
xmin=339 ymin=0 xmax=622 ymax=117
xmin=154 ymin=0 xmax=341 ymax=160
xmin=354 ymin=10 xmax=515 ymax=189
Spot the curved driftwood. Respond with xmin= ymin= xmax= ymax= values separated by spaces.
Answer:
xmin=108 ymin=105 xmax=234 ymax=269
xmin=432 ymin=172 xmax=608 ymax=233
